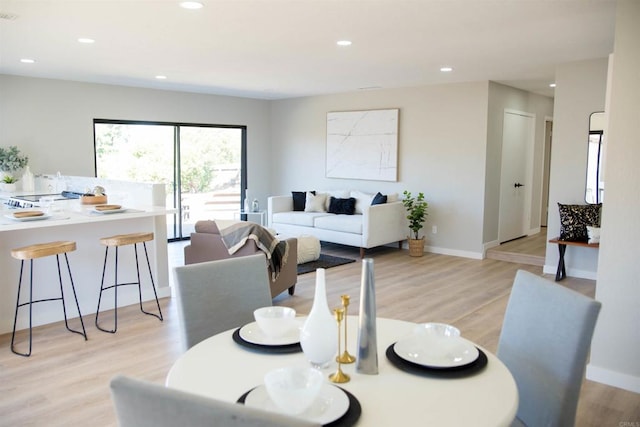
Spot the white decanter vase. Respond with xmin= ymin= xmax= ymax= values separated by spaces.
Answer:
xmin=300 ymin=268 xmax=338 ymax=368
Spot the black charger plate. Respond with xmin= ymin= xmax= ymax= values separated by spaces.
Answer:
xmin=232 ymin=328 xmax=302 ymax=354
xmin=237 ymin=386 xmax=361 ymax=427
xmin=386 ymin=343 xmax=488 ymax=378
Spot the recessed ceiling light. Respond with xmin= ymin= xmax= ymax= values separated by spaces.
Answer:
xmin=20 ymin=58 xmax=35 ymax=64
xmin=155 ymin=75 xmax=167 ymax=80
xmin=440 ymin=66 xmax=453 ymax=72
xmin=337 ymin=40 xmax=352 ymax=46
xmin=78 ymin=38 xmax=95 ymax=44
xmin=180 ymin=1 xmax=204 ymax=9
xmin=549 ymin=83 xmax=556 ymax=88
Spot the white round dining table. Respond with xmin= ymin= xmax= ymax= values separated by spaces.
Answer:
xmin=166 ymin=317 xmax=518 ymax=427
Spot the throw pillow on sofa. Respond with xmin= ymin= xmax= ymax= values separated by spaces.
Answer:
xmin=321 ymin=190 xmax=351 ymax=210
xmin=292 ymin=190 xmax=315 ymax=211
xmin=350 ymin=190 xmax=374 ymax=214
xmin=328 ymin=197 xmax=356 ymax=215
xmin=305 ymin=192 xmax=327 ymax=212
xmin=371 ymin=192 xmax=388 ymax=205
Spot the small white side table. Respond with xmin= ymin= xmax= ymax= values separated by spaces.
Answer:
xmin=233 ymin=210 xmax=266 ymax=226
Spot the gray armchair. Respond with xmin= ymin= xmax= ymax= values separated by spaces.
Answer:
xmin=184 ymin=220 xmax=298 ymax=298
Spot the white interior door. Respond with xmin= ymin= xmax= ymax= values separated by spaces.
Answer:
xmin=498 ymin=110 xmax=535 ymax=243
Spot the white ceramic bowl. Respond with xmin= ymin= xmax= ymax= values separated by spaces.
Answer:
xmin=253 ymin=306 xmax=297 ymax=338
xmin=402 ymin=323 xmax=462 ymax=361
xmin=264 ymin=366 xmax=324 ymax=415
xmin=413 ymin=322 xmax=461 ymax=339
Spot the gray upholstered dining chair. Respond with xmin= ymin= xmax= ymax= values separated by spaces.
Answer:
xmin=173 ymin=254 xmax=272 ymax=351
xmin=110 ymin=375 xmax=320 ymax=427
xmin=497 ymin=270 xmax=601 ymax=427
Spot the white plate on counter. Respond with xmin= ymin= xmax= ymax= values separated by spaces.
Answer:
xmin=243 ymin=383 xmax=349 ymax=425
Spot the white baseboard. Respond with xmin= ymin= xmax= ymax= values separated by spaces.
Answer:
xmin=158 ymin=287 xmax=172 ymax=299
xmin=543 ymin=264 xmax=597 ymax=280
xmin=586 ymin=364 xmax=640 ymax=393
xmin=528 ymin=227 xmax=541 ymax=235
xmin=483 ymin=240 xmax=501 ymax=258
xmin=425 ymin=245 xmax=484 ymax=260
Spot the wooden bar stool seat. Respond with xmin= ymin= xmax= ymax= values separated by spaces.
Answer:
xmin=10 ymin=241 xmax=87 ymax=357
xmin=95 ymin=232 xmax=163 ymax=333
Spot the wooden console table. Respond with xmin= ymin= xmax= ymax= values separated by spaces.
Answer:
xmin=548 ymin=237 xmax=599 ymax=281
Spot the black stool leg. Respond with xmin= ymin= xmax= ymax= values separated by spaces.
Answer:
xmin=137 ymin=242 xmax=163 ymax=321
xmin=96 ymin=246 xmax=117 ymax=333
xmin=58 ymin=253 xmax=87 ymax=340
xmin=11 ymin=260 xmax=32 ymax=357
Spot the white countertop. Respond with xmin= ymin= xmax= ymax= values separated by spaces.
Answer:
xmin=0 ymin=202 xmax=175 ymax=232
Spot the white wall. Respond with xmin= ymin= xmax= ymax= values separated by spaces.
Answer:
xmin=0 ymin=75 xmax=273 ymax=208
xmin=544 ymin=58 xmax=609 ymax=279
xmin=484 ymin=82 xmax=554 ymax=246
xmin=587 ymin=0 xmax=640 ymax=393
xmin=270 ymin=82 xmax=490 ymax=257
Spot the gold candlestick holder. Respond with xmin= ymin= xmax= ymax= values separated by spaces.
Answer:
xmin=329 ymin=308 xmax=350 ymax=384
xmin=337 ymin=295 xmax=356 ymax=364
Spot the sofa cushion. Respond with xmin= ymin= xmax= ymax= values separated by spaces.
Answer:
xmin=273 ymin=211 xmax=331 ymax=227
xmin=318 ymin=190 xmax=350 ymax=210
xmin=386 ymin=193 xmax=399 ymax=202
xmin=314 ymin=214 xmax=363 ymax=234
xmin=292 ymin=190 xmax=315 ymax=211
xmin=372 ymin=192 xmax=388 ymax=205
xmin=195 ymin=220 xmax=220 ymax=234
xmin=305 ymin=192 xmax=327 ymax=212
xmin=350 ymin=191 xmax=374 ymax=214
xmin=328 ymin=197 xmax=356 ymax=215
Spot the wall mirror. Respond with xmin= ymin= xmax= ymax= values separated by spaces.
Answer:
xmin=586 ymin=111 xmax=605 ymax=203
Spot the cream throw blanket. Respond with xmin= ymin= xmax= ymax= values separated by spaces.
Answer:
xmin=220 ymin=222 xmax=289 ymax=281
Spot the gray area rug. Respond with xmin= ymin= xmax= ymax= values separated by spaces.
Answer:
xmin=297 ymin=253 xmax=356 ymax=275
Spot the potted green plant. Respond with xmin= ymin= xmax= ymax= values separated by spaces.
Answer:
xmin=0 ymin=145 xmax=29 ymax=187
xmin=1 ymin=174 xmax=19 ymax=192
xmin=402 ymin=190 xmax=429 ymax=257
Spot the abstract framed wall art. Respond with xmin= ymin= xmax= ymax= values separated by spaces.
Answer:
xmin=326 ymin=108 xmax=399 ymax=181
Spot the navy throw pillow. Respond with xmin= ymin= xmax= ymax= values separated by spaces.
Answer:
xmin=371 ymin=192 xmax=388 ymax=205
xmin=328 ymin=197 xmax=356 ymax=215
xmin=292 ymin=191 xmax=315 ymax=211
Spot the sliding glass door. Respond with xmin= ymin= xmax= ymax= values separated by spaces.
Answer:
xmin=94 ymin=120 xmax=246 ymax=240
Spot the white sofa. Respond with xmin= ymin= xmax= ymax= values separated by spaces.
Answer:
xmin=268 ymin=191 xmax=408 ymax=257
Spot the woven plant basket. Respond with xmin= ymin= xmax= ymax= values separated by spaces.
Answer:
xmin=408 ymin=237 xmax=425 ymax=257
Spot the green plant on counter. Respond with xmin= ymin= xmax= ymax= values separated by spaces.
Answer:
xmin=402 ymin=190 xmax=429 ymax=240
xmin=0 ymin=146 xmax=29 ymax=179
xmin=2 ymin=175 xmax=19 ymax=184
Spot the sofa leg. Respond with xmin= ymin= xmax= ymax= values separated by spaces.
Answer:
xmin=398 ymin=241 xmax=403 ymax=249
xmin=360 ymin=248 xmax=365 ymax=258
xmin=288 ymin=285 xmax=296 ymax=296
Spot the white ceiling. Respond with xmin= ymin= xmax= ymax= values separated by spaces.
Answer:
xmin=0 ymin=0 xmax=616 ymax=100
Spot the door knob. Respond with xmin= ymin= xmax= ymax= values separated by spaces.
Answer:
xmin=514 ymin=183 xmax=524 ymax=188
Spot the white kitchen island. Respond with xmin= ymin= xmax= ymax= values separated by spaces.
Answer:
xmin=0 ymin=179 xmax=175 ymax=335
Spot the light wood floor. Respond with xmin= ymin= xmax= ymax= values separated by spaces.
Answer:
xmin=1 ymin=243 xmax=638 ymax=426
xmin=486 ymin=230 xmax=547 ymax=266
